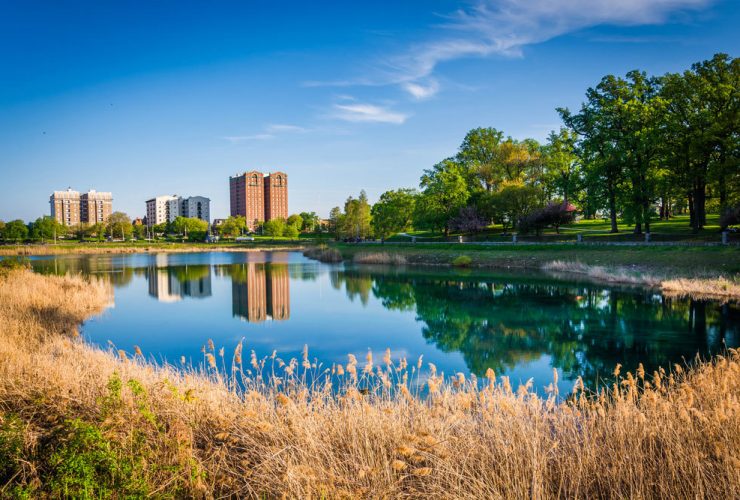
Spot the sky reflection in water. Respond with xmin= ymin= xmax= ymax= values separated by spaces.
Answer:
xmin=30 ymin=251 xmax=739 ymax=393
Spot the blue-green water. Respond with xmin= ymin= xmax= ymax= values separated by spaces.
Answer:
xmin=29 ymin=251 xmax=739 ymax=393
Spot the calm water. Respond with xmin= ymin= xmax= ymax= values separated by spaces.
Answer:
xmin=29 ymin=251 xmax=739 ymax=392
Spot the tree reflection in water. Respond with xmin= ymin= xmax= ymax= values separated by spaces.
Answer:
xmin=333 ymin=267 xmax=739 ymax=388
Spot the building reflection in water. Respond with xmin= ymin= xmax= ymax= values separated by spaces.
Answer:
xmin=225 ymin=263 xmax=290 ymax=322
xmin=145 ymin=255 xmax=212 ymax=302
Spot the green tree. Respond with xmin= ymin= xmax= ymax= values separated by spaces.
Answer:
xmin=486 ymin=181 xmax=544 ymax=232
xmin=286 ymin=214 xmax=304 ymax=231
xmin=414 ymin=159 xmax=470 ymax=236
xmin=106 ymin=212 xmax=133 ymax=240
xmin=218 ymin=216 xmax=246 ymax=238
xmin=340 ymin=190 xmax=373 ymax=239
xmin=298 ymin=212 xmax=320 ymax=232
xmin=662 ymin=53 xmax=739 ymax=231
xmin=559 ymin=75 xmax=629 ymax=233
xmin=457 ymin=127 xmax=506 ymax=191
xmin=543 ymin=127 xmax=580 ymax=205
xmin=263 ymin=218 xmax=286 ymax=237
xmin=29 ymin=216 xmax=66 ymax=242
xmin=370 ymin=188 xmax=417 ymax=240
xmin=283 ymin=224 xmax=299 ymax=238
xmin=132 ymin=224 xmax=147 ymax=240
xmin=171 ymin=216 xmax=208 ymax=240
xmin=3 ymin=220 xmax=28 ymax=242
xmin=0 ymin=220 xmax=5 ymax=240
xmin=328 ymin=207 xmax=343 ymax=238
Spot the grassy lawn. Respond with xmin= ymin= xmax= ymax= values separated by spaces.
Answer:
xmin=386 ymin=215 xmax=733 ymax=243
xmin=333 ymin=242 xmax=740 ymax=275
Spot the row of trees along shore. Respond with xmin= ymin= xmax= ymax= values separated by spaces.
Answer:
xmin=0 ymin=213 xmax=134 ymax=243
xmin=0 ymin=211 xmax=323 ymax=242
xmin=331 ymin=53 xmax=739 ymax=240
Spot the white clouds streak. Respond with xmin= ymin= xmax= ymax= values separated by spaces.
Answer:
xmin=222 ymin=134 xmax=274 ymax=143
xmin=223 ymin=124 xmax=308 ymax=143
xmin=313 ymin=0 xmax=713 ymax=99
xmin=391 ymin=0 xmax=713 ymax=93
xmin=332 ymin=102 xmax=408 ymax=124
xmin=265 ymin=124 xmax=308 ymax=133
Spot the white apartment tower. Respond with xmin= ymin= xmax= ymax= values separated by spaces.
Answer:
xmin=145 ymin=195 xmax=179 ymax=226
xmin=180 ymin=196 xmax=210 ymax=223
xmin=145 ymin=195 xmax=210 ymax=226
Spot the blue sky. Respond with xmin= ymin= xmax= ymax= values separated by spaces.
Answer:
xmin=1 ymin=0 xmax=738 ymax=221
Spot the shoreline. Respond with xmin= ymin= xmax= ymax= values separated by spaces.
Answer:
xmin=0 ymin=243 xmax=306 ymax=256
xmin=2 ymin=242 xmax=738 ymax=300
xmin=0 ymin=268 xmax=738 ymax=497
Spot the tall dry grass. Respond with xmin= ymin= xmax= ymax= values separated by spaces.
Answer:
xmin=303 ymin=246 xmax=343 ymax=263
xmin=1 ymin=269 xmax=739 ymax=498
xmin=353 ymin=252 xmax=408 ymax=265
xmin=543 ymin=260 xmax=740 ymax=301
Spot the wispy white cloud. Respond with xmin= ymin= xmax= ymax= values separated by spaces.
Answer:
xmin=390 ymin=0 xmax=713 ymax=89
xmin=265 ymin=123 xmax=309 ymax=133
xmin=332 ymin=102 xmax=409 ymax=124
xmin=223 ymin=123 xmax=310 ymax=143
xmin=402 ymin=79 xmax=440 ymax=100
xmin=222 ymin=134 xmax=274 ymax=143
xmin=312 ymin=0 xmax=713 ymax=99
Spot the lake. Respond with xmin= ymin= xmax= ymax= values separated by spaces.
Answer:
xmin=29 ymin=250 xmax=739 ymax=393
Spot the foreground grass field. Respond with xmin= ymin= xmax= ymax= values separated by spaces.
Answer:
xmin=1 ymin=267 xmax=739 ymax=497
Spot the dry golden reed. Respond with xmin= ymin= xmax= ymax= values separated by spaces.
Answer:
xmin=542 ymin=260 xmax=740 ymax=300
xmin=1 ymin=268 xmax=739 ymax=498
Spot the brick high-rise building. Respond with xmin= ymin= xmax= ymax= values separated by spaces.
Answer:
xmin=50 ymin=188 xmax=113 ymax=226
xmin=230 ymin=171 xmax=265 ymax=230
xmin=80 ymin=190 xmax=113 ymax=224
xmin=264 ymin=172 xmax=288 ymax=222
xmin=229 ymin=170 xmax=289 ymax=231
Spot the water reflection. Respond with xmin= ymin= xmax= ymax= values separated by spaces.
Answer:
xmin=145 ymin=266 xmax=212 ymax=302
xmin=27 ymin=252 xmax=739 ymax=390
xmin=332 ymin=267 xmax=739 ymax=386
xmin=216 ymin=263 xmax=290 ymax=322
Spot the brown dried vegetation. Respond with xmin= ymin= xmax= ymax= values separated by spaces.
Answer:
xmin=1 ymin=269 xmax=739 ymax=497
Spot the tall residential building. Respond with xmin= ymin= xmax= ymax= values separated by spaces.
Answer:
xmin=145 ymin=195 xmax=179 ymax=226
xmin=264 ymin=172 xmax=288 ymax=222
xmin=180 ymin=196 xmax=210 ymax=223
xmin=50 ymin=188 xmax=113 ymax=226
xmin=146 ymin=194 xmax=211 ymax=226
xmin=50 ymin=188 xmax=81 ymax=226
xmin=80 ymin=190 xmax=113 ymax=224
xmin=230 ymin=171 xmax=265 ymax=230
xmin=229 ymin=170 xmax=288 ymax=230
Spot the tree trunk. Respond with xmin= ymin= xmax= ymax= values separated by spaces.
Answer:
xmin=692 ymin=181 xmax=706 ymax=233
xmin=643 ymin=198 xmax=651 ymax=233
xmin=688 ymin=192 xmax=695 ymax=228
xmin=608 ymin=186 xmax=619 ymax=233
